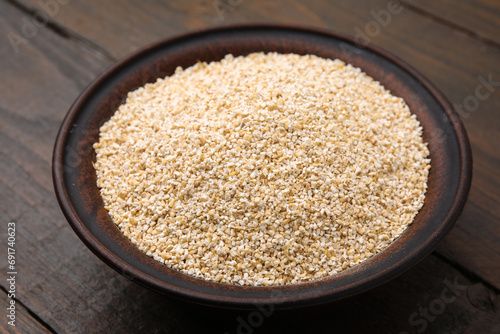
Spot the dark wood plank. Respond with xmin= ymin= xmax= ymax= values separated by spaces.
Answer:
xmin=1 ymin=290 xmax=53 ymax=334
xmin=15 ymin=0 xmax=500 ymax=289
xmin=402 ymin=0 xmax=500 ymax=46
xmin=10 ymin=0 xmax=216 ymax=59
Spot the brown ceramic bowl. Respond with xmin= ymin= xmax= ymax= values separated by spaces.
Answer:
xmin=52 ymin=25 xmax=472 ymax=309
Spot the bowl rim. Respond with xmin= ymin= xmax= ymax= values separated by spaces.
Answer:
xmin=52 ymin=23 xmax=472 ymax=309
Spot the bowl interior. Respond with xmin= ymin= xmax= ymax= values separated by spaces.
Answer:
xmin=53 ymin=25 xmax=471 ymax=309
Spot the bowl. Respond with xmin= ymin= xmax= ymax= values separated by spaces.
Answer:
xmin=52 ymin=24 xmax=472 ymax=309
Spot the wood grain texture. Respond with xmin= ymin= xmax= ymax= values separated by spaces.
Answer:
xmin=15 ymin=0 xmax=500 ymax=288
xmin=1 ymin=0 xmax=499 ymax=332
xmin=402 ymin=0 xmax=500 ymax=46
xmin=0 ymin=290 xmax=53 ymax=334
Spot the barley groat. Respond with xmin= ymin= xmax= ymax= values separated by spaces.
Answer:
xmin=93 ymin=52 xmax=430 ymax=286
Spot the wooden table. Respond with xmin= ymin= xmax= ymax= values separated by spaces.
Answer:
xmin=1 ymin=0 xmax=499 ymax=333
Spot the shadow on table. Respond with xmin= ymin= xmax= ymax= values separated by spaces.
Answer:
xmin=103 ymin=254 xmax=482 ymax=334
xmin=165 ymin=255 xmax=476 ymax=334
